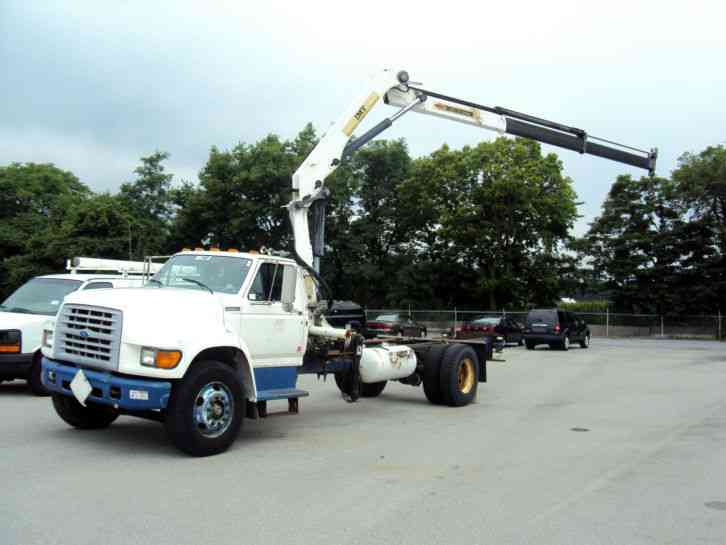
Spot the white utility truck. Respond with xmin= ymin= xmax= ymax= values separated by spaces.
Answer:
xmin=41 ymin=69 xmax=657 ymax=456
xmin=0 ymin=258 xmax=161 ymax=394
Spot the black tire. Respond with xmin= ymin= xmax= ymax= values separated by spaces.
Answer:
xmin=580 ymin=334 xmax=591 ymax=349
xmin=164 ymin=361 xmax=244 ymax=457
xmin=525 ymin=341 xmax=535 ymax=350
xmin=518 ymin=337 xmax=524 ymax=347
xmin=361 ymin=381 xmax=387 ymax=397
xmin=422 ymin=344 xmax=449 ymax=405
xmin=52 ymin=394 xmax=119 ymax=429
xmin=28 ymin=352 xmax=49 ymax=396
xmin=439 ymin=344 xmax=479 ymax=407
xmin=561 ymin=335 xmax=570 ymax=351
xmin=334 ymin=374 xmax=386 ymax=398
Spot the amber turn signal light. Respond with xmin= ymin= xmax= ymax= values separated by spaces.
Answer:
xmin=155 ymin=350 xmax=182 ymax=369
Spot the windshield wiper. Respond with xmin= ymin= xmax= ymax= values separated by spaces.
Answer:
xmin=181 ymin=277 xmax=214 ymax=294
xmin=7 ymin=307 xmax=36 ymax=314
xmin=146 ymin=278 xmax=164 ymax=287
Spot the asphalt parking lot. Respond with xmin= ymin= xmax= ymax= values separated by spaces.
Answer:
xmin=2 ymin=338 xmax=726 ymax=545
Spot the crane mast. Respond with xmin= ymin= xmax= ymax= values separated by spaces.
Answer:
xmin=288 ymin=69 xmax=657 ymax=284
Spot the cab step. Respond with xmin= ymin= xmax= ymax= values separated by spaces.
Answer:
xmin=247 ymin=388 xmax=310 ymax=418
xmin=257 ymin=388 xmax=310 ymax=402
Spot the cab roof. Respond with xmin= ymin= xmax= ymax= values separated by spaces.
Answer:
xmin=35 ymin=274 xmax=139 ymax=281
xmin=174 ymin=250 xmax=296 ymax=265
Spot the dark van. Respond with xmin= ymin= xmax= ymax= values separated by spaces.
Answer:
xmin=523 ymin=309 xmax=590 ymax=350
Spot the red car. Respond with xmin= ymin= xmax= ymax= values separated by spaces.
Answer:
xmin=453 ymin=316 xmax=524 ymax=345
xmin=366 ymin=313 xmax=427 ymax=338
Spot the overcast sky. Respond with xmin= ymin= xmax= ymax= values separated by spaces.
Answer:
xmin=2 ymin=1 xmax=725 ymax=234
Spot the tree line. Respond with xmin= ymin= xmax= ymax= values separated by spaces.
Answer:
xmin=1 ymin=125 xmax=723 ymax=315
xmin=574 ymin=145 xmax=726 ymax=315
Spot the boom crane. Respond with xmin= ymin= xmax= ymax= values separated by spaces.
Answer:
xmin=288 ymin=68 xmax=657 ymax=316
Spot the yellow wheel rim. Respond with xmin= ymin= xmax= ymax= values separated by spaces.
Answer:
xmin=458 ymin=358 xmax=476 ymax=394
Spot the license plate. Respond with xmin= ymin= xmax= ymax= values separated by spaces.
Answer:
xmin=70 ymin=369 xmax=93 ymax=406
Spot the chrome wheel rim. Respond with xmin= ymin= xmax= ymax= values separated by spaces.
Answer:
xmin=585 ymin=335 xmax=590 ymax=347
xmin=193 ymin=381 xmax=234 ymax=438
xmin=564 ymin=336 xmax=570 ymax=349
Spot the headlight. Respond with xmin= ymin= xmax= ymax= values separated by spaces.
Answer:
xmin=140 ymin=347 xmax=182 ymax=369
xmin=0 ymin=330 xmax=21 ymax=353
xmin=42 ymin=322 xmax=54 ymax=349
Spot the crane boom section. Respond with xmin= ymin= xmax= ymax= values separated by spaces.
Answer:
xmin=289 ymin=69 xmax=656 ymax=270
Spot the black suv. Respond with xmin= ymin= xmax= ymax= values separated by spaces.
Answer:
xmin=322 ymin=300 xmax=367 ymax=337
xmin=523 ymin=309 xmax=590 ymax=350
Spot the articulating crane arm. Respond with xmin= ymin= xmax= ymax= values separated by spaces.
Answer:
xmin=289 ymin=69 xmax=657 ymax=273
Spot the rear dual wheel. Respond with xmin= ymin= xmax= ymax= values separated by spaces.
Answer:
xmin=423 ymin=344 xmax=479 ymax=407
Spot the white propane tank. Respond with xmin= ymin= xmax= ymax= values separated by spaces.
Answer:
xmin=359 ymin=344 xmax=417 ymax=383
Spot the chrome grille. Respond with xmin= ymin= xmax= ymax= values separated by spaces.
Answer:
xmin=55 ymin=304 xmax=123 ymax=371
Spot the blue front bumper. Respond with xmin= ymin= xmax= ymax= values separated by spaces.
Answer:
xmin=42 ymin=357 xmax=172 ymax=410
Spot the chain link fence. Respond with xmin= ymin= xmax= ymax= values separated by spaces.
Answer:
xmin=364 ymin=308 xmax=726 ymax=340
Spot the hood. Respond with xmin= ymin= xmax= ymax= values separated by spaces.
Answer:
xmin=0 ymin=311 xmax=50 ymax=331
xmin=62 ymin=287 xmax=227 ymax=347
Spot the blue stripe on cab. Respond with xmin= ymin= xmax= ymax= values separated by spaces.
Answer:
xmin=254 ymin=366 xmax=298 ymax=392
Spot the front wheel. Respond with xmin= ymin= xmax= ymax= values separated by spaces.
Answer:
xmin=562 ymin=335 xmax=570 ymax=351
xmin=52 ymin=394 xmax=119 ymax=429
xmin=580 ymin=334 xmax=590 ymax=349
xmin=164 ymin=361 xmax=244 ymax=457
xmin=439 ymin=344 xmax=479 ymax=407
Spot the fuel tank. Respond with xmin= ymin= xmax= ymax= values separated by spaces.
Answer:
xmin=359 ymin=344 xmax=417 ymax=383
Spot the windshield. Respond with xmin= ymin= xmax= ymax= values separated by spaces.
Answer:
xmin=0 ymin=278 xmax=83 ymax=315
xmin=374 ymin=314 xmax=400 ymax=322
xmin=527 ymin=310 xmax=556 ymax=325
xmin=471 ymin=317 xmax=501 ymax=325
xmin=152 ymin=255 xmax=252 ymax=294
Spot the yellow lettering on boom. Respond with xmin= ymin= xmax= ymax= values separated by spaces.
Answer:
xmin=342 ymin=93 xmax=380 ymax=136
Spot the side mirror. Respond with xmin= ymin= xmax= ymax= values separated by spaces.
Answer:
xmin=281 ymin=265 xmax=297 ymax=311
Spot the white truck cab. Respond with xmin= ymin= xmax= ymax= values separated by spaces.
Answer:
xmin=0 ymin=258 xmax=157 ymax=394
xmin=45 ymin=250 xmax=306 ymax=383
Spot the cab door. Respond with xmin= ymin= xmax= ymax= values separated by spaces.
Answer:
xmin=239 ymin=261 xmax=305 ymax=367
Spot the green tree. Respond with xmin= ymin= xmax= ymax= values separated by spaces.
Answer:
xmin=119 ymin=151 xmax=174 ymax=258
xmin=400 ymin=137 xmax=578 ymax=309
xmin=579 ymin=172 xmax=717 ymax=314
xmin=672 ymin=145 xmax=726 ymax=310
xmin=321 ymin=139 xmax=429 ymax=306
xmin=0 ymin=163 xmax=89 ymax=298
xmin=170 ymin=126 xmax=319 ymax=253
xmin=3 ymin=194 xmax=135 ymax=292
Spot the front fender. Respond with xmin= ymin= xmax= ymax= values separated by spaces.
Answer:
xmin=185 ymin=336 xmax=259 ymax=401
